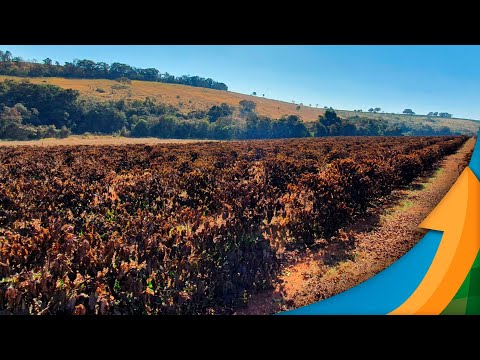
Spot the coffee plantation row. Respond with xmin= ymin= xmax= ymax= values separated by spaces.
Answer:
xmin=0 ymin=136 xmax=467 ymax=314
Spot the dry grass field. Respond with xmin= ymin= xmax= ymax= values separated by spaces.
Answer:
xmin=1 ymin=75 xmax=479 ymax=134
xmin=0 ymin=135 xmax=216 ymax=147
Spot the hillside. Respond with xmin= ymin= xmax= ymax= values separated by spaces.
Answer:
xmin=1 ymin=75 xmax=479 ymax=135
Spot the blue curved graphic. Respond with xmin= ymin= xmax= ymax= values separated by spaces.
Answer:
xmin=469 ymin=132 xmax=480 ymax=179
xmin=280 ymin=230 xmax=442 ymax=315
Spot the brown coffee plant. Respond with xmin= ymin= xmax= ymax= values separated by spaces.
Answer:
xmin=0 ymin=136 xmax=467 ymax=314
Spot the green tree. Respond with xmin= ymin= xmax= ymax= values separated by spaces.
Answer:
xmin=315 ymin=123 xmax=328 ymax=136
xmin=59 ymin=126 xmax=70 ymax=138
xmin=239 ymin=100 xmax=256 ymax=116
xmin=150 ymin=115 xmax=178 ymax=138
xmin=245 ymin=113 xmax=272 ymax=139
xmin=207 ymin=103 xmax=234 ymax=122
xmin=339 ymin=121 xmax=356 ymax=136
xmin=439 ymin=112 xmax=452 ymax=118
xmin=75 ymin=103 xmax=126 ymax=134
xmin=0 ymin=106 xmax=30 ymax=139
xmin=131 ymin=119 xmax=150 ymax=137
xmin=271 ymin=115 xmax=310 ymax=138
xmin=319 ymin=110 xmax=341 ymax=127
xmin=0 ymin=50 xmax=12 ymax=62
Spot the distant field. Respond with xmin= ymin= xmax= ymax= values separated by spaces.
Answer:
xmin=1 ymin=75 xmax=479 ymax=134
xmin=0 ymin=135 xmax=215 ymax=146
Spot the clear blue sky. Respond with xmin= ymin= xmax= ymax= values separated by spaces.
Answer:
xmin=1 ymin=45 xmax=479 ymax=120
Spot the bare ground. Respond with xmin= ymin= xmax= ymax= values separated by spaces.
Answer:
xmin=236 ymin=138 xmax=476 ymax=314
xmin=0 ymin=136 xmax=217 ymax=147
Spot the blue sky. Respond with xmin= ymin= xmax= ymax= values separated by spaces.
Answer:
xmin=1 ymin=45 xmax=479 ymax=120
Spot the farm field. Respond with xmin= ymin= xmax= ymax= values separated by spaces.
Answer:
xmin=1 ymin=75 xmax=479 ymax=135
xmin=239 ymin=137 xmax=476 ymax=314
xmin=0 ymin=135 xmax=470 ymax=314
xmin=0 ymin=135 xmax=216 ymax=147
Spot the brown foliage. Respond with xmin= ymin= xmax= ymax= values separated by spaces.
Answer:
xmin=0 ymin=136 xmax=467 ymax=314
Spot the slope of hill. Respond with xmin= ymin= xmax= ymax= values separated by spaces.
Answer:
xmin=1 ymin=75 xmax=479 ymax=135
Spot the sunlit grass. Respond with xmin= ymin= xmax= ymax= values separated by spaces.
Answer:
xmin=1 ymin=75 xmax=479 ymax=134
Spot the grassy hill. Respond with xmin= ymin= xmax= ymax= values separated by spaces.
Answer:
xmin=1 ymin=75 xmax=479 ymax=135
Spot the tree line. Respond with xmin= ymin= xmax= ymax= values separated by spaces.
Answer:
xmin=351 ymin=107 xmax=454 ymax=118
xmin=0 ymin=80 xmax=461 ymax=141
xmin=403 ymin=109 xmax=452 ymax=117
xmin=0 ymin=50 xmax=228 ymax=91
